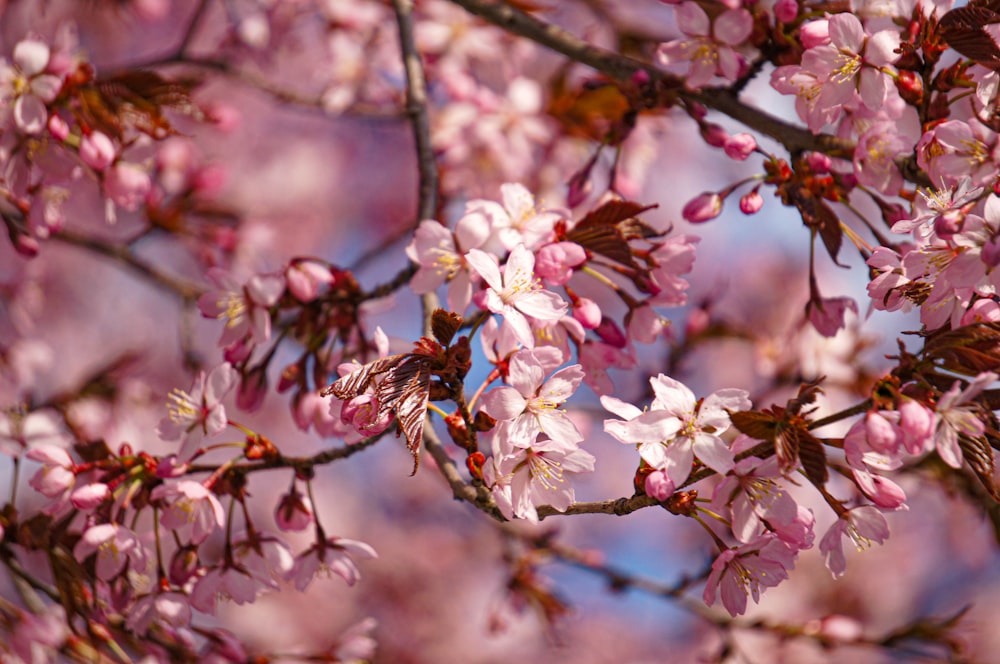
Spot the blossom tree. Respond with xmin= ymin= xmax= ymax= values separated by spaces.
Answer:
xmin=3 ymin=0 xmax=1000 ymax=661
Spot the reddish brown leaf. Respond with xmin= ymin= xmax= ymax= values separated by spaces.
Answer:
xmin=322 ymin=354 xmax=407 ymax=399
xmin=730 ymin=410 xmax=779 ymax=441
xmin=939 ymin=2 xmax=1000 ymax=70
xmin=78 ymin=70 xmax=200 ymax=140
xmin=576 ymin=200 xmax=658 ymax=229
xmin=431 ymin=309 xmax=464 ymax=346
xmin=797 ymin=430 xmax=829 ymax=485
xmin=566 ymin=224 xmax=637 ymax=268
xmin=958 ymin=434 xmax=999 ymax=500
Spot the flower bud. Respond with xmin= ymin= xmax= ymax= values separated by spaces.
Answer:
xmin=80 ymin=132 xmax=115 ymax=171
xmin=275 ymin=490 xmax=314 ymax=532
xmin=572 ymin=297 xmax=602 ymax=329
xmin=739 ymin=190 xmax=763 ymax=214
xmin=644 ymin=470 xmax=675 ymax=501
xmin=895 ymin=70 xmax=923 ymax=105
xmin=169 ymin=545 xmax=201 ymax=586
xmin=701 ymin=123 xmax=729 ymax=148
xmin=723 ymin=133 xmax=757 ymax=161
xmin=774 ymin=0 xmax=798 ymax=22
xmin=682 ymin=192 xmax=723 ymax=223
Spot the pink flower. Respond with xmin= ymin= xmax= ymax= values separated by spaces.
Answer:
xmin=466 ymin=243 xmax=568 ymax=347
xmin=156 ymin=363 xmax=237 ymax=448
xmin=712 ymin=445 xmax=799 ymax=543
xmin=151 ymin=480 xmax=226 ymax=545
xmin=285 ymin=259 xmax=333 ymax=302
xmin=191 ymin=565 xmax=260 ymax=614
xmin=126 ymin=592 xmax=192 ymax=635
xmin=819 ymin=506 xmax=889 ymax=577
xmin=602 ymin=374 xmax=750 ymax=487
xmin=933 ymin=372 xmax=997 ymax=468
xmin=703 ymin=534 xmax=797 ymax=616
xmin=26 ymin=444 xmax=75 ymax=499
xmin=405 ymin=216 xmax=489 ymax=313
xmin=74 ymin=523 xmax=148 ymax=581
xmin=658 ymin=3 xmax=753 ymax=88
xmin=485 ymin=436 xmax=596 ymax=524
xmin=534 ymin=241 xmax=586 ymax=286
xmin=0 ymin=38 xmax=63 ymax=135
xmin=479 ymin=347 xmax=584 ymax=452
xmin=292 ymin=537 xmax=378 ymax=590
xmin=198 ymin=269 xmax=285 ymax=349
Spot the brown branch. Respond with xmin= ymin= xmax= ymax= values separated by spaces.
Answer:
xmin=51 ymin=229 xmax=203 ymax=301
xmin=392 ymin=0 xmax=439 ymax=222
xmin=537 ymin=494 xmax=661 ymax=520
xmin=187 ymin=432 xmax=383 ymax=475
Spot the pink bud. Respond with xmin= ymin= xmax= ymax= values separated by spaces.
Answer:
xmin=645 ymin=470 xmax=675 ymax=501
xmin=13 ymin=233 xmax=40 ymax=257
xmin=983 ymin=235 xmax=1000 ymax=267
xmin=853 ymin=469 xmax=907 ymax=509
xmin=594 ymin=318 xmax=627 ymax=348
xmin=80 ymin=132 xmax=116 ymax=171
xmin=682 ymin=192 xmax=723 ymax=223
xmin=702 ymin=123 xmax=729 ymax=148
xmin=898 ymin=399 xmax=933 ymax=454
xmin=961 ymin=298 xmax=1000 ymax=326
xmin=47 ymin=114 xmax=69 ymax=141
xmin=169 ymin=546 xmax=201 ymax=586
xmin=774 ymin=0 xmax=798 ymax=22
xmin=236 ymin=369 xmax=268 ymax=412
xmin=685 ymin=307 xmax=710 ymax=337
xmin=805 ymin=152 xmax=832 ymax=174
xmin=275 ymin=491 xmax=314 ymax=532
xmin=723 ymin=133 xmax=757 ymax=161
xmin=631 ymin=69 xmax=651 ymax=85
xmin=864 ymin=411 xmax=900 ymax=455
xmin=573 ymin=298 xmax=602 ymax=329
xmin=800 ymin=20 xmax=831 ymax=49
xmin=934 ymin=211 xmax=962 ymax=238
xmin=104 ymin=162 xmax=151 ymax=211
xmin=739 ymin=190 xmax=763 ymax=214
xmin=156 ymin=455 xmax=190 ymax=478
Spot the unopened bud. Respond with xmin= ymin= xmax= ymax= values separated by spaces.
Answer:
xmin=682 ymin=192 xmax=723 ymax=223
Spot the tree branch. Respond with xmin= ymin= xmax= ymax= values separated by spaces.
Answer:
xmin=445 ymin=0 xmax=856 ymax=158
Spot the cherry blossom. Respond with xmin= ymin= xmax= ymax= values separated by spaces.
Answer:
xmin=602 ymin=374 xmax=751 ymax=487
xmin=466 ymin=243 xmax=568 ymax=347
xmin=151 ymin=480 xmax=226 ymax=545
xmin=703 ymin=533 xmax=798 ymax=616
xmin=819 ymin=506 xmax=890 ymax=578
xmin=657 ymin=3 xmax=754 ymax=88
xmin=156 ymin=363 xmax=237 ymax=450
xmin=292 ymin=537 xmax=378 ymax=590
xmin=484 ymin=435 xmax=596 ymax=524
xmin=479 ymin=347 xmax=584 ymax=452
